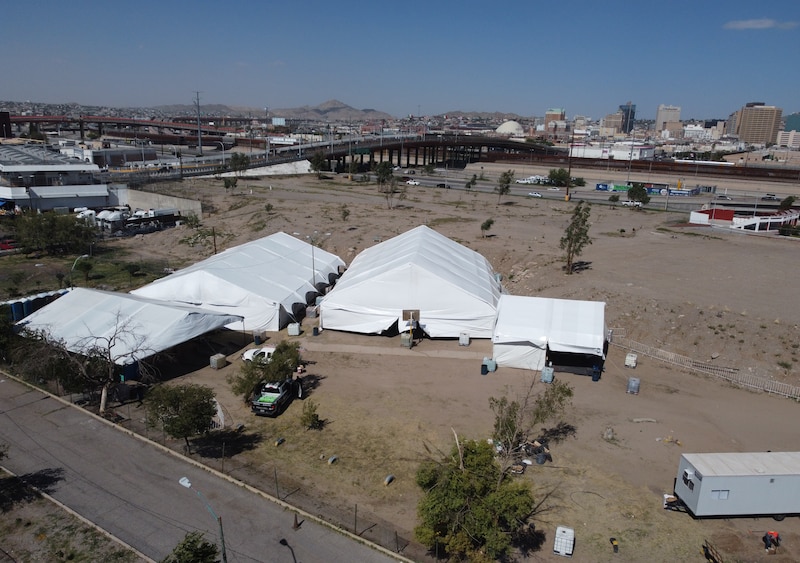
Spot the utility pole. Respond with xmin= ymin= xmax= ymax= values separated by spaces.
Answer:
xmin=195 ymin=91 xmax=203 ymax=157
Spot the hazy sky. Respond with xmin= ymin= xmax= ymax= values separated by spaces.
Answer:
xmin=3 ymin=1 xmax=798 ymax=120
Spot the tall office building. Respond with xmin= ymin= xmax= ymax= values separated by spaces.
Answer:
xmin=619 ymin=101 xmax=636 ymax=133
xmin=655 ymin=105 xmax=681 ymax=132
xmin=730 ymin=102 xmax=782 ymax=144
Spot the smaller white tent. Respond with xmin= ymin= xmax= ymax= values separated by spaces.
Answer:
xmin=320 ymin=225 xmax=502 ymax=338
xmin=493 ymin=295 xmax=606 ymax=371
xmin=132 ymin=232 xmax=345 ymax=332
xmin=16 ymin=288 xmax=243 ymax=365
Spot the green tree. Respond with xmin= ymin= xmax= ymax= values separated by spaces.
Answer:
xmin=161 ymin=531 xmax=219 ymax=563
xmin=14 ymin=211 xmax=96 ymax=256
xmin=301 ymin=399 xmax=323 ymax=430
xmin=229 ymin=152 xmax=250 ymax=176
xmin=548 ymin=168 xmax=571 ymax=187
xmin=480 ymin=218 xmax=494 ymax=238
xmin=415 ymin=439 xmax=534 ymax=561
xmin=310 ymin=151 xmax=326 ymax=179
xmin=227 ymin=341 xmax=302 ymax=402
xmin=74 ymin=259 xmax=94 ymax=283
xmin=609 ymin=194 xmax=620 ymax=206
xmin=779 ymin=195 xmax=796 ymax=211
xmin=495 ymin=170 xmax=514 ymax=203
xmin=223 ymin=177 xmax=238 ymax=193
xmin=465 ymin=173 xmax=478 ymax=191
xmin=340 ymin=204 xmax=350 ymax=222
xmin=559 ymin=201 xmax=592 ymax=274
xmin=145 ymin=383 xmax=217 ymax=453
xmin=627 ymin=183 xmax=650 ymax=207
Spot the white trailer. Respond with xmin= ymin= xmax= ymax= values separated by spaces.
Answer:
xmin=671 ymin=452 xmax=800 ymax=520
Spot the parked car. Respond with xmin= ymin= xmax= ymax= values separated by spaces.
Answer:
xmin=0 ymin=238 xmax=17 ymax=251
xmin=527 ymin=192 xmax=542 ymax=198
xmin=515 ymin=178 xmax=534 ymax=184
xmin=406 ymin=179 xmax=420 ymax=186
xmin=435 ymin=183 xmax=451 ymax=189
xmin=242 ymin=346 xmax=276 ymax=363
xmin=250 ymin=377 xmax=303 ymax=417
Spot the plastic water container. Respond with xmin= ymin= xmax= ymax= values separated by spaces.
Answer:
xmin=287 ymin=323 xmax=301 ymax=336
xmin=486 ymin=359 xmax=497 ymax=372
xmin=541 ymin=366 xmax=554 ymax=383
xmin=627 ymin=377 xmax=640 ymax=395
xmin=459 ymin=332 xmax=470 ymax=346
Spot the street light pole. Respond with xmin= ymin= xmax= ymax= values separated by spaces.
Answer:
xmin=70 ymin=254 xmax=90 ymax=288
xmin=216 ymin=141 xmax=225 ymax=169
xmin=179 ymin=477 xmax=227 ymax=563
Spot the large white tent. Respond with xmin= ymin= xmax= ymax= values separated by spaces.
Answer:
xmin=16 ymin=288 xmax=243 ymax=365
xmin=132 ymin=232 xmax=345 ymax=332
xmin=493 ymin=295 xmax=606 ymax=371
xmin=320 ymin=225 xmax=502 ymax=338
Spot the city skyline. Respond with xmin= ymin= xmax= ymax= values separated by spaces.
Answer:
xmin=2 ymin=1 xmax=798 ymax=120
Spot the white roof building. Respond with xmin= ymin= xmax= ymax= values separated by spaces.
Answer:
xmin=132 ymin=232 xmax=345 ymax=332
xmin=320 ymin=225 xmax=503 ymax=338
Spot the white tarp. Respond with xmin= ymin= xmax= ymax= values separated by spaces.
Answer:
xmin=16 ymin=288 xmax=242 ymax=365
xmin=320 ymin=225 xmax=502 ymax=338
xmin=493 ymin=295 xmax=606 ymax=371
xmin=132 ymin=232 xmax=345 ymax=332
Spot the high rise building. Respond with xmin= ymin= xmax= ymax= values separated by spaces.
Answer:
xmin=619 ymin=101 xmax=636 ymax=133
xmin=730 ymin=102 xmax=782 ymax=144
xmin=655 ymin=105 xmax=681 ymax=132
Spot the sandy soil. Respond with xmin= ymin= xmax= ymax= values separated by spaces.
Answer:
xmin=110 ymin=162 xmax=800 ymax=562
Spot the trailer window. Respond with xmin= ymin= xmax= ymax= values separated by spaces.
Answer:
xmin=710 ymin=489 xmax=729 ymax=500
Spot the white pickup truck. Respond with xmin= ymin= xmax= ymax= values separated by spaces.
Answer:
xmin=622 ymin=200 xmax=643 ymax=207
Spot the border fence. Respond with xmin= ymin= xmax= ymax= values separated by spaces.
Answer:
xmin=609 ymin=329 xmax=800 ymax=401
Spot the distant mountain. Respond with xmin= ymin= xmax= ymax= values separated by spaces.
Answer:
xmin=153 ymin=99 xmax=394 ymax=122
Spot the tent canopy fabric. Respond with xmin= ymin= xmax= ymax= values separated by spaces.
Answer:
xmin=320 ymin=225 xmax=502 ymax=338
xmin=493 ymin=295 xmax=606 ymax=371
xmin=16 ymin=288 xmax=242 ymax=365
xmin=131 ymin=232 xmax=345 ymax=332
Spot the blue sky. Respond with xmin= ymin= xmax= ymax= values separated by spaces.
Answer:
xmin=3 ymin=1 xmax=798 ymax=120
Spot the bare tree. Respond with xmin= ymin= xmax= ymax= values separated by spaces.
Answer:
xmin=21 ymin=311 xmax=158 ymax=414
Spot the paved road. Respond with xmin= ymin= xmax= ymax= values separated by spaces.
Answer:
xmin=0 ymin=376 xmax=402 ymax=563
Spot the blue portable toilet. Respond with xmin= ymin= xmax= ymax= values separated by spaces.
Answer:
xmin=10 ymin=300 xmax=24 ymax=322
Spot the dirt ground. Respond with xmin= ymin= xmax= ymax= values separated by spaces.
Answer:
xmin=55 ymin=161 xmax=800 ymax=561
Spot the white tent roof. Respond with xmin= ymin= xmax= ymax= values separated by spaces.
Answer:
xmin=493 ymin=295 xmax=606 ymax=370
xmin=131 ymin=232 xmax=345 ymax=332
xmin=320 ymin=225 xmax=502 ymax=338
xmin=16 ymin=288 xmax=242 ymax=365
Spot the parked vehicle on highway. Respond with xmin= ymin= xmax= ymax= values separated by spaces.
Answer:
xmin=250 ymin=377 xmax=303 ymax=417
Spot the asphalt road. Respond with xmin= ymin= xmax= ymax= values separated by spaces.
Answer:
xmin=0 ymin=376 xmax=402 ymax=563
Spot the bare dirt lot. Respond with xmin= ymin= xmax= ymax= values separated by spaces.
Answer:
xmin=9 ymin=160 xmax=800 ymax=562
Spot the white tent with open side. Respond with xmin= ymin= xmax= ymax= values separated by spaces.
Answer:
xmin=492 ymin=295 xmax=606 ymax=371
xmin=320 ymin=225 xmax=503 ymax=338
xmin=15 ymin=287 xmax=243 ymax=365
xmin=132 ymin=232 xmax=345 ymax=332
